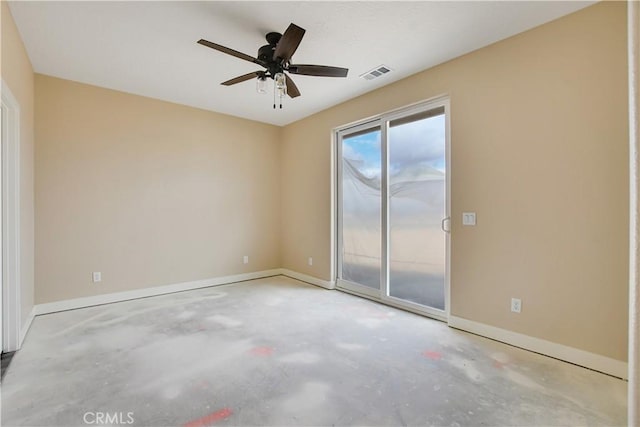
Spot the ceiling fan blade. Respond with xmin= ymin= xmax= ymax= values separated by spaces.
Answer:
xmin=285 ymin=74 xmax=301 ymax=98
xmin=221 ymin=71 xmax=261 ymax=86
xmin=198 ymin=39 xmax=263 ymax=66
xmin=273 ymin=23 xmax=305 ymax=62
xmin=288 ymin=64 xmax=349 ymax=78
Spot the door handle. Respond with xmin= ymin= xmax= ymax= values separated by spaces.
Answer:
xmin=441 ymin=217 xmax=451 ymax=233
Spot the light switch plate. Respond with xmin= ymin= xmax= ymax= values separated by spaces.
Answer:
xmin=462 ymin=212 xmax=476 ymax=226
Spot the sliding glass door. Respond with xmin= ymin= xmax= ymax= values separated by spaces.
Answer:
xmin=337 ymin=122 xmax=382 ymax=297
xmin=337 ymin=99 xmax=449 ymax=318
xmin=388 ymin=108 xmax=447 ymax=310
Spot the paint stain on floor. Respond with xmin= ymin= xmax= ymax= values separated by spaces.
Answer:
xmin=422 ymin=350 xmax=442 ymax=360
xmin=250 ymin=346 xmax=274 ymax=357
xmin=491 ymin=351 xmax=510 ymax=369
xmin=183 ymin=407 xmax=232 ymax=427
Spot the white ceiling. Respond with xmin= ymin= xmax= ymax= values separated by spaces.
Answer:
xmin=9 ymin=1 xmax=594 ymax=126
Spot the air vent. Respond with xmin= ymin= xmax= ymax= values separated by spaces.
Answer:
xmin=360 ymin=65 xmax=392 ymax=81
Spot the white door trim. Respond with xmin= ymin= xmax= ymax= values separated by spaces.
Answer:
xmin=1 ymin=80 xmax=22 ymax=353
xmin=628 ymin=0 xmax=640 ymax=423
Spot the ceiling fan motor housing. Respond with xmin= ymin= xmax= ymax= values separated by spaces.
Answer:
xmin=257 ymin=44 xmax=275 ymax=63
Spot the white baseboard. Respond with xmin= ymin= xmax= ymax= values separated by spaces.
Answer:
xmin=448 ymin=315 xmax=628 ymax=380
xmin=279 ymin=269 xmax=335 ymax=290
xmin=33 ymin=269 xmax=282 ymax=315
xmin=19 ymin=307 xmax=35 ymax=348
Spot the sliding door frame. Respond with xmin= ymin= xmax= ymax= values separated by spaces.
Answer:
xmin=335 ymin=119 xmax=382 ymax=299
xmin=334 ymin=95 xmax=451 ymax=321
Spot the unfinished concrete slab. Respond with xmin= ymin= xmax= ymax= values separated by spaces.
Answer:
xmin=1 ymin=277 xmax=627 ymax=426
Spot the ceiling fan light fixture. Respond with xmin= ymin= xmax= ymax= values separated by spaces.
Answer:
xmin=256 ymin=75 xmax=268 ymax=94
xmin=274 ymin=72 xmax=287 ymax=97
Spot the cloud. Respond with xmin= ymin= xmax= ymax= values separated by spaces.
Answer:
xmin=342 ymin=143 xmax=361 ymax=162
xmin=342 ymin=114 xmax=446 ymax=185
xmin=389 ymin=115 xmax=445 ymax=174
xmin=343 ymin=131 xmax=382 ymax=179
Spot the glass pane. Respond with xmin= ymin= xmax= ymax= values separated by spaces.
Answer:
xmin=340 ymin=128 xmax=382 ymax=289
xmin=388 ymin=110 xmax=446 ymax=309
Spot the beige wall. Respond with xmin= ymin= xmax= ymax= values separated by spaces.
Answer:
xmin=281 ymin=2 xmax=629 ymax=361
xmin=1 ymin=1 xmax=36 ymax=329
xmin=35 ymin=75 xmax=281 ymax=304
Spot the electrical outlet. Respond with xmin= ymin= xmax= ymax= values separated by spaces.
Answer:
xmin=92 ymin=272 xmax=102 ymax=283
xmin=243 ymin=255 xmax=249 ymax=264
xmin=308 ymin=257 xmax=313 ymax=266
xmin=511 ymin=298 xmax=522 ymax=313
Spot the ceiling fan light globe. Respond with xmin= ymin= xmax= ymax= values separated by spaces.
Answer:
xmin=256 ymin=76 xmax=268 ymax=94
xmin=274 ymin=72 xmax=287 ymax=95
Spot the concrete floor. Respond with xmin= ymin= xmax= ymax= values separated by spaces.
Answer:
xmin=1 ymin=277 xmax=627 ymax=426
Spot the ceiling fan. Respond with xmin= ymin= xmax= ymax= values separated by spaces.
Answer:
xmin=197 ymin=23 xmax=349 ymax=108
